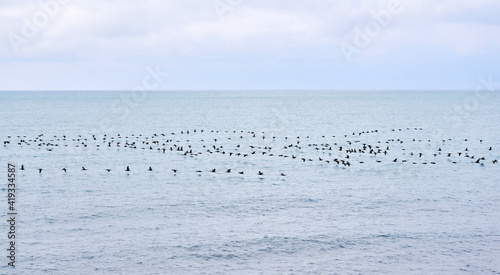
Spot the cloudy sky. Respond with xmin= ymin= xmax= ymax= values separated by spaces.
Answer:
xmin=1 ymin=0 xmax=500 ymax=90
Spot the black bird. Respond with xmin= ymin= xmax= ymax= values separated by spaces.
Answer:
xmin=148 ymin=166 xmax=153 ymax=171
xmin=125 ymin=166 xmax=130 ymax=172
xmin=38 ymin=168 xmax=42 ymax=173
xmin=106 ymin=169 xmax=111 ymax=172
xmin=82 ymin=166 xmax=87 ymax=171
xmin=226 ymin=169 xmax=231 ymax=173
xmin=62 ymin=168 xmax=67 ymax=172
xmin=258 ymin=171 xmax=263 ymax=175
xmin=211 ymin=168 xmax=216 ymax=173
xmin=20 ymin=165 xmax=25 ymax=170
xmin=172 ymin=169 xmax=177 ymax=173
xmin=239 ymin=171 xmax=244 ymax=174
xmin=280 ymin=173 xmax=286 ymax=176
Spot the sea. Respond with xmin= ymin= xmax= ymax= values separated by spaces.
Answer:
xmin=0 ymin=91 xmax=499 ymax=274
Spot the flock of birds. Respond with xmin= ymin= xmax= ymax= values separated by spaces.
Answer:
xmin=23 ymin=165 xmax=273 ymax=176
xmin=3 ymin=127 xmax=499 ymax=176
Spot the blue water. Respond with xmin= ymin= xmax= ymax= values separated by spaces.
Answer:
xmin=1 ymin=91 xmax=499 ymax=274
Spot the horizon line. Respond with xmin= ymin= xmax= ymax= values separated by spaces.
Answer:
xmin=0 ymin=89 xmax=480 ymax=92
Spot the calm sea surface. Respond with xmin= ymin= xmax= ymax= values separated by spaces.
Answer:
xmin=0 ymin=91 xmax=499 ymax=274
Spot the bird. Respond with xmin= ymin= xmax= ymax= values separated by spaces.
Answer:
xmin=82 ymin=166 xmax=87 ymax=171
xmin=258 ymin=171 xmax=263 ymax=175
xmin=172 ymin=169 xmax=177 ymax=173
xmin=38 ymin=168 xmax=42 ymax=173
xmin=20 ymin=165 xmax=25 ymax=170
xmin=148 ymin=166 xmax=153 ymax=171
xmin=106 ymin=169 xmax=111 ymax=172
xmin=62 ymin=168 xmax=67 ymax=172
xmin=226 ymin=169 xmax=231 ymax=173
xmin=125 ymin=166 xmax=130 ymax=171
xmin=211 ymin=168 xmax=216 ymax=173
xmin=280 ymin=173 xmax=286 ymax=176
xmin=239 ymin=171 xmax=244 ymax=174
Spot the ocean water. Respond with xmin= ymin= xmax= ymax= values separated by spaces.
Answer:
xmin=1 ymin=91 xmax=499 ymax=274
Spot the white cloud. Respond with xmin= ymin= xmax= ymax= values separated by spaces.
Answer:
xmin=0 ymin=0 xmax=499 ymax=89
xmin=1 ymin=0 xmax=498 ymax=58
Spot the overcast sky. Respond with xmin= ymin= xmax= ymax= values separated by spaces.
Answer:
xmin=1 ymin=0 xmax=500 ymax=90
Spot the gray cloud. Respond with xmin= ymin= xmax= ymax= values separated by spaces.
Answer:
xmin=1 ymin=0 xmax=499 ymax=90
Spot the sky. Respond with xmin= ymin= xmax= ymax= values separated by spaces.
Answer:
xmin=1 ymin=0 xmax=500 ymax=91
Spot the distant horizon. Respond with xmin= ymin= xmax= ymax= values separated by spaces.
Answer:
xmin=0 ymin=89 xmax=488 ymax=93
